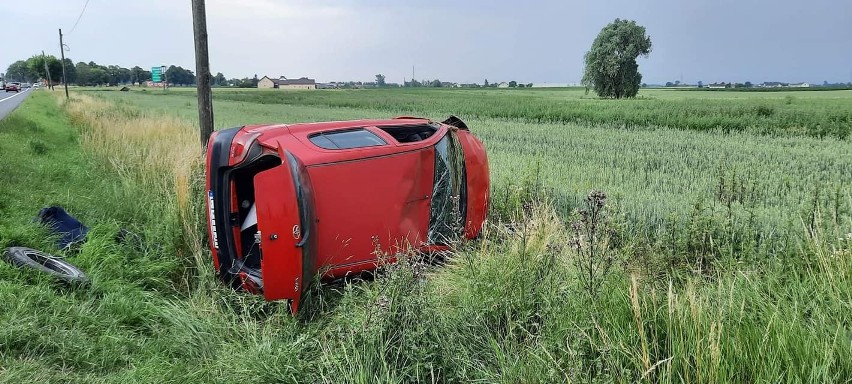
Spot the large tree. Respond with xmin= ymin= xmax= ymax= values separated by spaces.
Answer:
xmin=6 ymin=60 xmax=36 ymax=82
xmin=213 ymin=72 xmax=226 ymax=86
xmin=130 ymin=66 xmax=151 ymax=85
xmin=105 ymin=65 xmax=131 ymax=85
xmin=375 ymin=74 xmax=386 ymax=87
xmin=164 ymin=65 xmax=195 ymax=86
xmin=27 ymin=55 xmax=63 ymax=84
xmin=582 ymin=19 xmax=652 ymax=99
xmin=75 ymin=62 xmax=109 ymax=86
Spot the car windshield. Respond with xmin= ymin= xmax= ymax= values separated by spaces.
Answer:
xmin=428 ymin=132 xmax=466 ymax=244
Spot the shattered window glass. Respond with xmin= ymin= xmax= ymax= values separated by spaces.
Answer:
xmin=429 ymin=133 xmax=466 ymax=244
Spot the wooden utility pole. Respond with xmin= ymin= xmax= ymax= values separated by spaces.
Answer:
xmin=58 ymin=29 xmax=69 ymax=99
xmin=191 ymin=0 xmax=214 ymax=147
xmin=42 ymin=51 xmax=54 ymax=91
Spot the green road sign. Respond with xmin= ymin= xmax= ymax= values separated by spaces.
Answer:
xmin=151 ymin=67 xmax=162 ymax=82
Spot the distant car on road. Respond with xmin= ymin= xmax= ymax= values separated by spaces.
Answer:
xmin=205 ymin=116 xmax=489 ymax=313
xmin=4 ymin=82 xmax=20 ymax=92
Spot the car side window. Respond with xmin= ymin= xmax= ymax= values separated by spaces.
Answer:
xmin=309 ymin=129 xmax=387 ymax=150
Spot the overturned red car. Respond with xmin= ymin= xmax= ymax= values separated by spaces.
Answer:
xmin=205 ymin=116 xmax=489 ymax=312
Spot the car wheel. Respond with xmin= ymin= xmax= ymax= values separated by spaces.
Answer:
xmin=2 ymin=247 xmax=89 ymax=285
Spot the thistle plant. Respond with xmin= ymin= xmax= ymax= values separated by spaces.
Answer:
xmin=571 ymin=190 xmax=614 ymax=302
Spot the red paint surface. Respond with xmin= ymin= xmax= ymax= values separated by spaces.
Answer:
xmin=457 ymin=130 xmax=490 ymax=239
xmin=308 ymin=148 xmax=435 ymax=275
xmin=253 ymin=161 xmax=304 ymax=312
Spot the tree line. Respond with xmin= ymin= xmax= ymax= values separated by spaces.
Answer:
xmin=3 ymin=55 xmax=241 ymax=87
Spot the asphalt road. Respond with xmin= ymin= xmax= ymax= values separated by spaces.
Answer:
xmin=0 ymin=87 xmax=32 ymax=120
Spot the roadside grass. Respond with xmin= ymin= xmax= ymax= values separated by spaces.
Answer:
xmin=0 ymin=90 xmax=849 ymax=382
xmin=0 ymin=92 xmax=301 ymax=383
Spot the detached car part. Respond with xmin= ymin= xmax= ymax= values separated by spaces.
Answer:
xmin=205 ymin=116 xmax=489 ymax=313
xmin=3 ymin=247 xmax=89 ymax=285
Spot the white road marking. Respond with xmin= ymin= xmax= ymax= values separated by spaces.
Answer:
xmin=0 ymin=88 xmax=30 ymax=103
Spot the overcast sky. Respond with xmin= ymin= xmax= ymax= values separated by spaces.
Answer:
xmin=2 ymin=0 xmax=851 ymax=84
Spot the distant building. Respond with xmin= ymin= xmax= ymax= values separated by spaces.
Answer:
xmin=707 ymin=83 xmax=727 ymax=89
xmin=497 ymin=82 xmax=510 ymax=88
xmin=258 ymin=76 xmax=279 ymax=88
xmin=257 ymin=75 xmax=317 ymax=89
xmin=279 ymin=77 xmax=317 ymax=90
xmin=790 ymin=82 xmax=810 ymax=88
xmin=760 ymin=81 xmax=787 ymax=88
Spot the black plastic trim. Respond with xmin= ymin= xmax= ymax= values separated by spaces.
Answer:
xmin=208 ymin=127 xmax=241 ymax=287
xmin=441 ymin=115 xmax=469 ymax=131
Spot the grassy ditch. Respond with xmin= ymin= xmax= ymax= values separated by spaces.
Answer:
xmin=0 ymin=90 xmax=849 ymax=383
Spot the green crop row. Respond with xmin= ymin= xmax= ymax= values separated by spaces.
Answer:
xmin=193 ymin=87 xmax=852 ymax=139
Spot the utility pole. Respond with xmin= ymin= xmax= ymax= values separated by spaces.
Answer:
xmin=192 ymin=0 xmax=214 ymax=147
xmin=58 ymin=29 xmax=69 ymax=99
xmin=42 ymin=51 xmax=54 ymax=91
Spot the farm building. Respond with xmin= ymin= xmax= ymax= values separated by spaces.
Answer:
xmin=280 ymin=77 xmax=317 ymax=90
xmin=258 ymin=76 xmax=279 ymax=88
xmin=257 ymin=76 xmax=317 ymax=90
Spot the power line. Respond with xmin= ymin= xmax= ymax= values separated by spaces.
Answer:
xmin=68 ymin=0 xmax=91 ymax=35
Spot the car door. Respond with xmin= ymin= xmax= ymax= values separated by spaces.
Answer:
xmin=253 ymin=149 xmax=316 ymax=314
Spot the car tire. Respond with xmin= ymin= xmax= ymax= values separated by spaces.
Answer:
xmin=2 ymin=247 xmax=89 ymax=285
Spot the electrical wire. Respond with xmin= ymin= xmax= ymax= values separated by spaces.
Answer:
xmin=68 ymin=0 xmax=91 ymax=35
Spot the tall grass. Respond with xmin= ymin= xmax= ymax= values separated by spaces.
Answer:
xmin=63 ymin=94 xmax=210 ymax=291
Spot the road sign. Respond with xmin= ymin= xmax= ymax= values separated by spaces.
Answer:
xmin=151 ymin=67 xmax=162 ymax=82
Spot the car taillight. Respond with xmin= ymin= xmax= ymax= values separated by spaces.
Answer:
xmin=229 ymin=131 xmax=262 ymax=165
